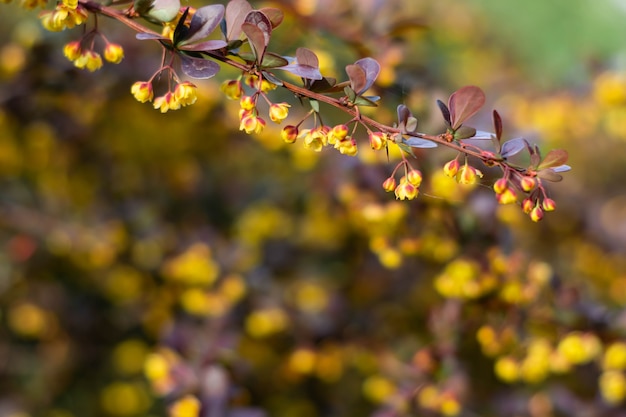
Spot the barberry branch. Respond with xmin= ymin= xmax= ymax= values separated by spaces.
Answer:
xmin=23 ymin=0 xmax=570 ymax=220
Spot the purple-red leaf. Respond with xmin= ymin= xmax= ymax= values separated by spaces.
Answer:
xmin=225 ymin=0 xmax=252 ymax=41
xmin=241 ymin=11 xmax=271 ymax=62
xmin=178 ymin=40 xmax=227 ymax=52
xmin=537 ymin=169 xmax=563 ymax=182
xmin=448 ymin=86 xmax=486 ymax=130
xmin=500 ymin=137 xmax=527 ymax=158
xmin=493 ymin=109 xmax=503 ymax=140
xmin=259 ymin=7 xmax=283 ymax=29
xmin=296 ymin=47 xmax=318 ymax=68
xmin=345 ymin=64 xmax=366 ymax=96
xmin=180 ymin=4 xmax=224 ymax=46
xmin=538 ymin=149 xmax=569 ymax=170
xmin=353 ymin=57 xmax=380 ymax=95
xmin=397 ymin=104 xmax=411 ymax=126
xmin=180 ymin=55 xmax=220 ymax=79
xmin=436 ymin=100 xmax=451 ymax=125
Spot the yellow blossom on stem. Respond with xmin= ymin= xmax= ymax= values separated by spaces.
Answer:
xmin=74 ymin=50 xmax=103 ymax=72
xmin=153 ymin=92 xmax=180 ymax=113
xmin=368 ymin=131 xmax=387 ymax=150
xmin=338 ymin=138 xmax=358 ymax=156
xmin=240 ymin=95 xmax=256 ymax=111
xmin=443 ymin=158 xmax=460 ymax=177
xmin=174 ymin=82 xmax=198 ymax=106
xmin=395 ymin=179 xmax=418 ymax=200
xmin=457 ymin=162 xmax=483 ymax=185
xmin=407 ymin=169 xmax=423 ymax=187
xmin=542 ymin=198 xmax=556 ymax=211
xmin=220 ymin=79 xmax=243 ymax=100
xmin=239 ymin=115 xmax=265 ymax=134
xmin=269 ymin=102 xmax=290 ymax=123
xmin=493 ymin=178 xmax=507 ymax=194
xmin=103 ymin=43 xmax=124 ymax=64
xmin=522 ymin=198 xmax=534 ymax=214
xmin=62 ymin=0 xmax=78 ymax=10
xmin=63 ymin=40 xmax=82 ymax=61
xmin=496 ymin=188 xmax=517 ymax=205
xmin=529 ymin=204 xmax=544 ymax=222
xmin=520 ymin=176 xmax=537 ymax=192
xmin=281 ymin=125 xmax=298 ymax=143
xmin=382 ymin=177 xmax=396 ymax=192
xmin=328 ymin=124 xmax=349 ymax=145
xmin=130 ymin=81 xmax=154 ymax=103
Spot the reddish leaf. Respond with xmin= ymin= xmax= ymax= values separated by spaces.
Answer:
xmin=353 ymin=57 xmax=380 ymax=95
xmin=448 ymin=86 xmax=486 ymax=130
xmin=345 ymin=64 xmax=366 ymax=95
xmin=296 ymin=48 xmax=318 ymax=68
xmin=259 ymin=7 xmax=283 ymax=28
xmin=241 ymin=11 xmax=271 ymax=62
xmin=538 ymin=149 xmax=569 ymax=170
xmin=225 ymin=0 xmax=252 ymax=41
xmin=436 ymin=100 xmax=451 ymax=125
xmin=537 ymin=169 xmax=563 ymax=182
xmin=397 ymin=104 xmax=411 ymax=127
xmin=493 ymin=110 xmax=503 ymax=140
xmin=178 ymin=40 xmax=227 ymax=52
xmin=180 ymin=4 xmax=224 ymax=45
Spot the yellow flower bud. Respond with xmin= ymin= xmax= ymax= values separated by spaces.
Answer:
xmin=174 ymin=82 xmax=198 ymax=106
xmin=130 ymin=81 xmax=154 ymax=103
xmin=220 ymin=79 xmax=243 ymax=100
xmin=394 ymin=179 xmax=418 ymax=200
xmin=281 ymin=125 xmax=299 ymax=143
xmin=368 ymin=131 xmax=387 ymax=150
xmin=382 ymin=177 xmax=396 ymax=192
xmin=269 ymin=102 xmax=290 ymax=123
xmin=63 ymin=40 xmax=82 ymax=61
xmin=103 ymin=43 xmax=124 ymax=64
xmin=74 ymin=50 xmax=103 ymax=72
xmin=240 ymin=95 xmax=256 ymax=111
xmin=443 ymin=159 xmax=460 ymax=177
xmin=153 ymin=92 xmax=180 ymax=113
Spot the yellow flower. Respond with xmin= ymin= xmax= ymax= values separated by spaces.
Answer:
xmin=130 ymin=81 xmax=154 ymax=103
xmin=268 ymin=102 xmax=290 ymax=123
xmin=239 ymin=115 xmax=265 ymax=134
xmin=63 ymin=40 xmax=82 ymax=61
xmin=219 ymin=79 xmax=243 ymax=100
xmin=368 ymin=131 xmax=387 ymax=150
xmin=457 ymin=162 xmax=483 ymax=185
xmin=62 ymin=0 xmax=78 ymax=9
xmin=443 ymin=158 xmax=460 ymax=177
xmin=394 ymin=179 xmax=418 ymax=200
xmin=74 ymin=50 xmax=103 ymax=72
xmin=239 ymin=95 xmax=256 ymax=111
xmin=174 ymin=82 xmax=198 ymax=106
xmin=281 ymin=125 xmax=299 ymax=143
xmin=153 ymin=92 xmax=181 ymax=113
xmin=103 ymin=43 xmax=124 ymax=64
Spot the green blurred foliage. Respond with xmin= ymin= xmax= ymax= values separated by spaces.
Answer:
xmin=1 ymin=1 xmax=626 ymax=417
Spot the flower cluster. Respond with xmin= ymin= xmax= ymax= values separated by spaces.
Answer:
xmin=39 ymin=0 xmax=88 ymax=32
xmin=129 ymin=80 xmax=197 ymax=113
xmin=63 ymin=40 xmax=124 ymax=72
xmin=381 ymin=164 xmax=423 ymax=201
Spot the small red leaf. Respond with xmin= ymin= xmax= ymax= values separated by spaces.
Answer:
xmin=448 ymin=86 xmax=486 ymax=130
xmin=259 ymin=7 xmax=283 ymax=28
xmin=493 ymin=110 xmax=503 ymax=140
xmin=538 ymin=149 xmax=569 ymax=170
xmin=345 ymin=64 xmax=366 ymax=95
xmin=296 ymin=48 xmax=318 ymax=68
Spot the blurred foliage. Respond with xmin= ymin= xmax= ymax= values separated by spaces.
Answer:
xmin=1 ymin=1 xmax=626 ymax=417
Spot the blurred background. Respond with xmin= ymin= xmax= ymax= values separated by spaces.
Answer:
xmin=1 ymin=0 xmax=626 ymax=416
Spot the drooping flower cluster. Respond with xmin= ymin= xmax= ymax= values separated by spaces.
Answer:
xmin=63 ymin=39 xmax=125 ymax=72
xmin=39 ymin=0 xmax=88 ymax=32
